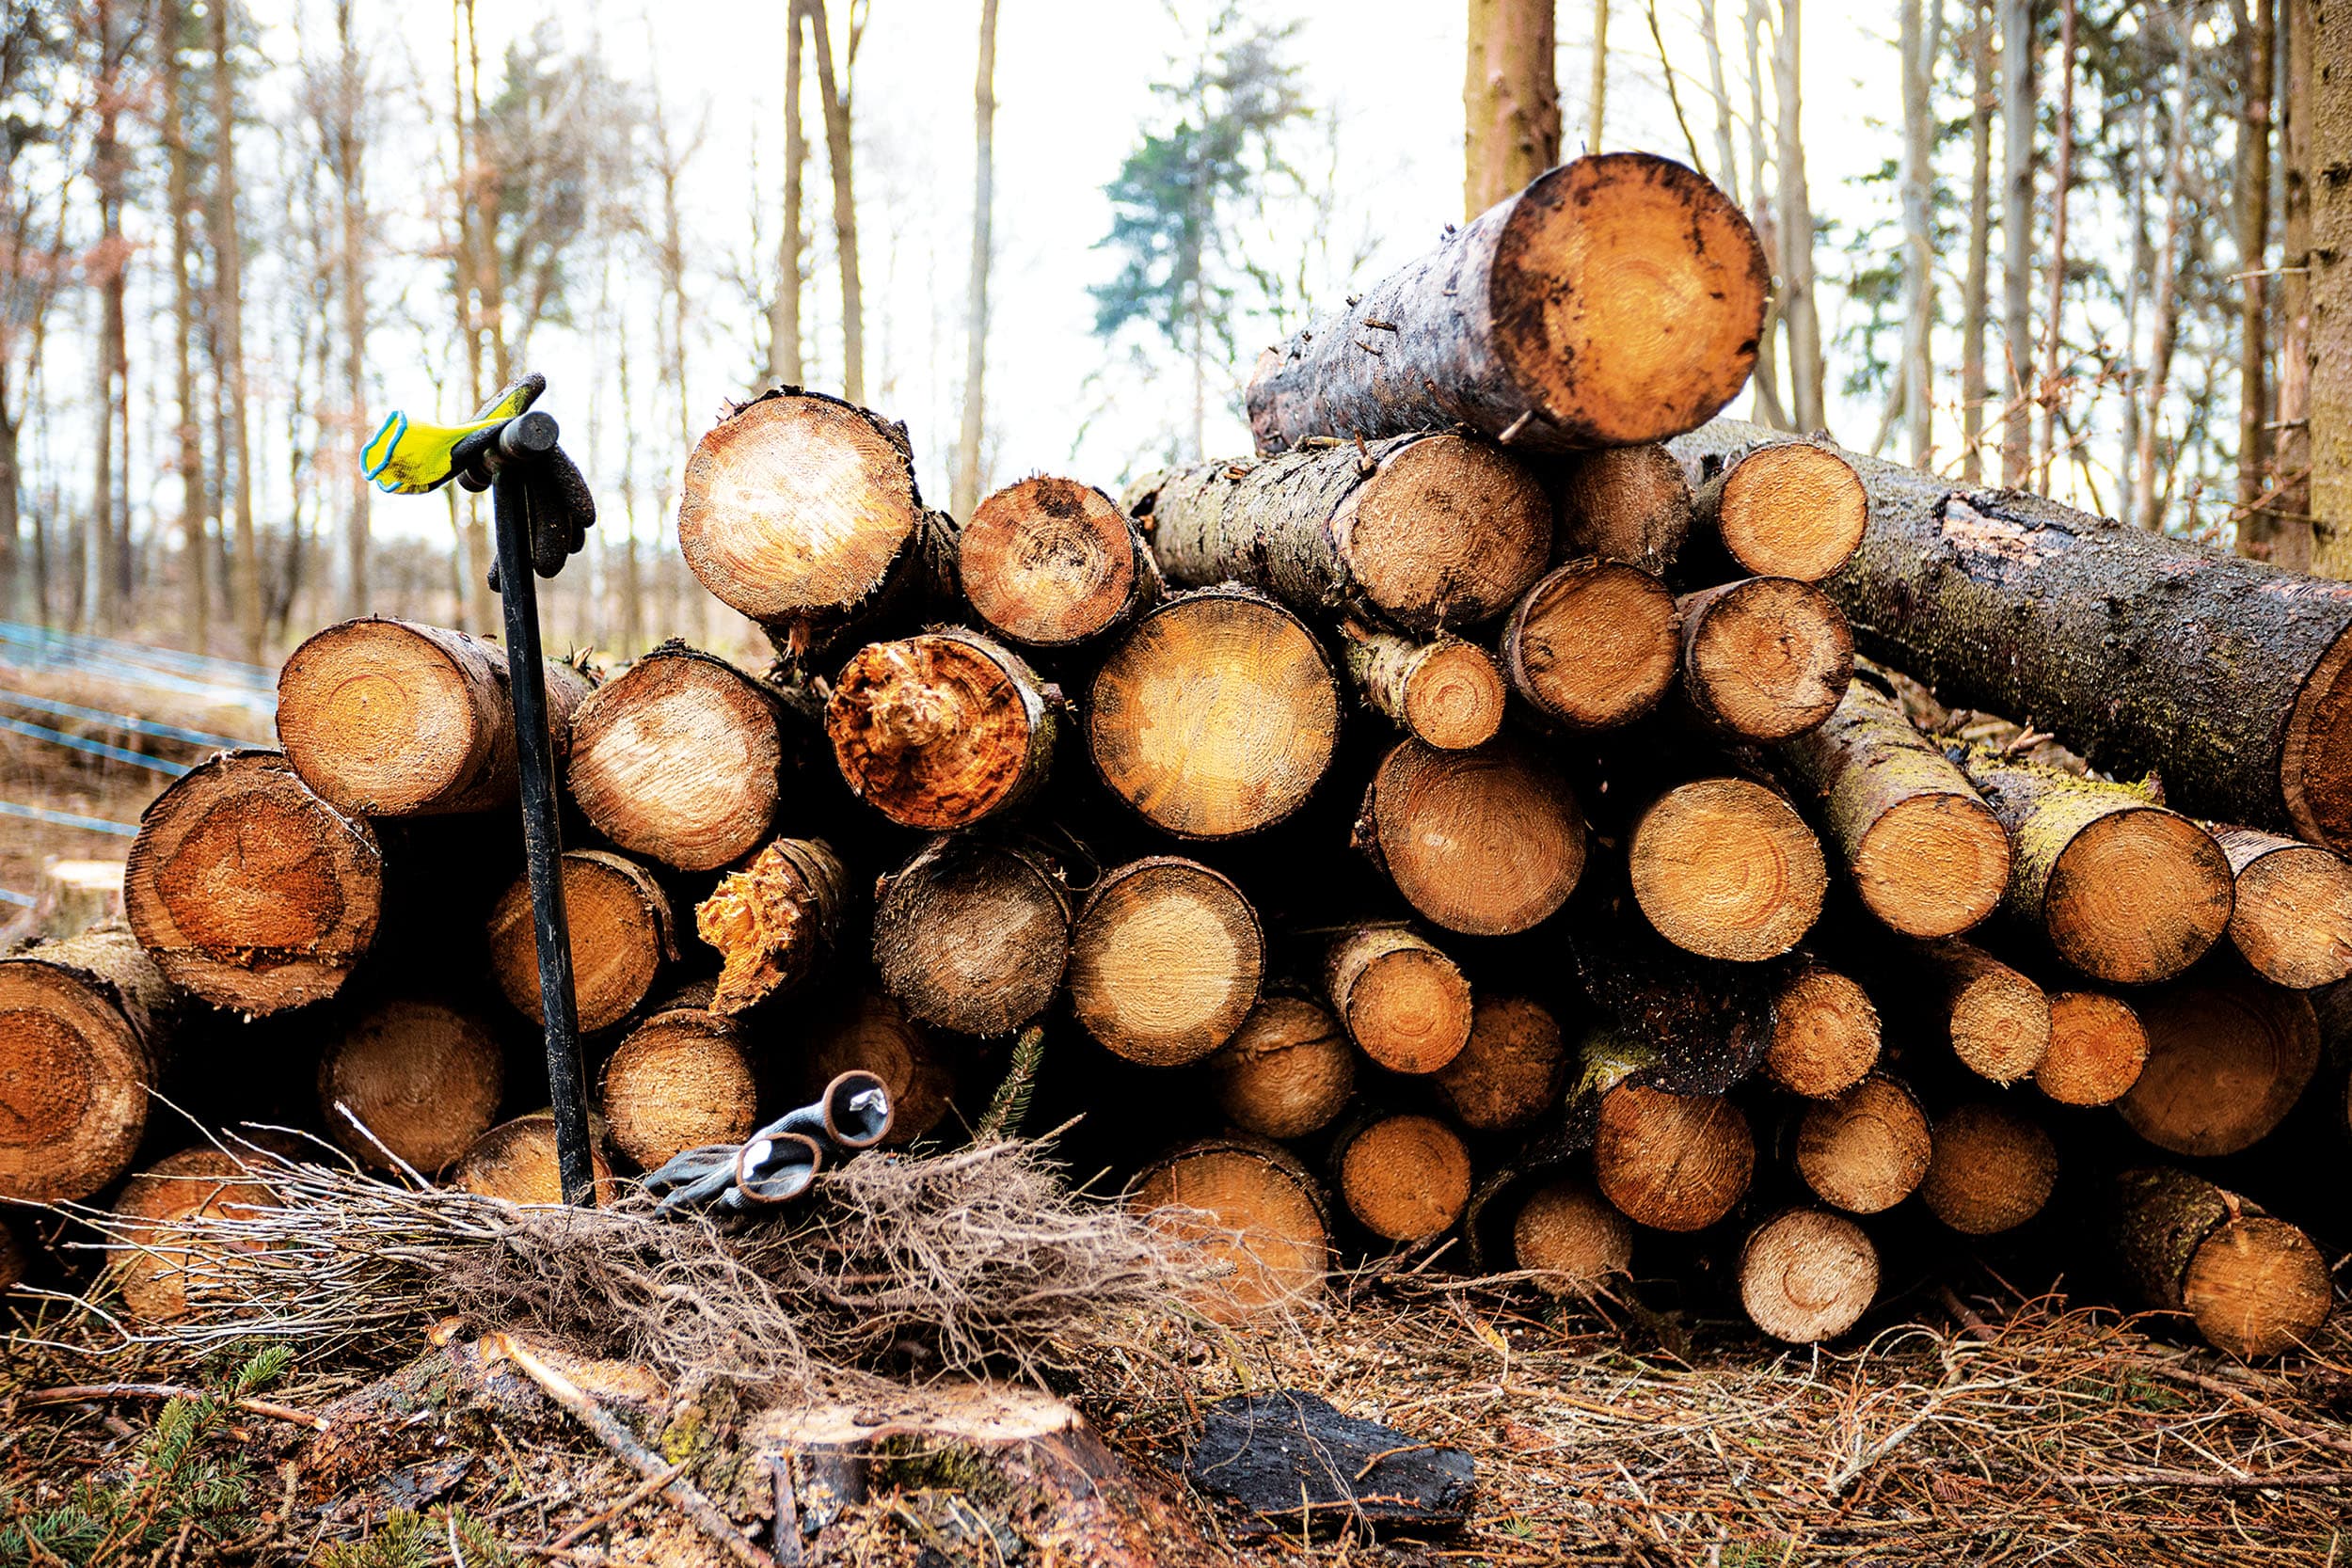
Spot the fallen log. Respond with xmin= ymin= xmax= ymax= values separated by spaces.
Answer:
xmin=1793 ymin=1073 xmax=1932 ymax=1215
xmin=0 ymin=924 xmax=178 ymax=1203
xmin=2119 ymin=972 xmax=2319 ymax=1156
xmin=1206 ymin=993 xmax=1356 ymax=1140
xmin=600 ymin=990 xmax=760 ymax=1170
xmin=1325 ymin=922 xmax=1474 ymax=1074
xmin=1131 ymin=1138 xmax=1328 ymax=1316
xmin=1500 ymin=558 xmax=1681 ymax=730
xmin=1086 ymin=588 xmax=1341 ymax=839
xmin=1332 ymin=1111 xmax=1475 ymax=1243
xmin=1340 ymin=624 xmax=1507 ymax=751
xmin=1247 ymin=153 xmax=1767 ymax=452
xmin=827 ymin=629 xmax=1058 ymax=831
xmin=694 ymin=837 xmax=850 ymax=1016
xmin=319 ymin=996 xmax=504 ymax=1174
xmin=276 ymin=617 xmax=595 ymax=816
xmin=486 ymin=849 xmax=675 ymax=1034
xmin=1761 ymin=963 xmax=1883 ymax=1098
xmin=1739 ymin=1208 xmax=1879 ymax=1343
xmin=1129 ymin=433 xmax=1551 ymax=633
xmin=871 ymin=833 xmax=1071 ymax=1037
xmin=1355 ymin=737 xmax=1586 ymax=936
xmin=2211 ymin=827 xmax=2352 ymax=989
xmin=564 ymin=643 xmax=792 ymax=871
xmin=1592 ymin=1084 xmax=1755 ymax=1232
xmin=1628 ymin=777 xmax=1827 ymax=961
xmin=1776 ymin=676 xmax=2010 ymax=938
xmin=1432 ymin=994 xmax=1567 ymax=1132
xmin=2035 ymin=990 xmax=2150 ymax=1106
xmin=1960 ymin=750 xmax=2233 ymax=986
xmin=1676 ymin=578 xmax=1853 ymax=740
xmin=1676 ymin=417 xmax=2352 ymax=850
xmin=1919 ymin=1101 xmax=2058 ymax=1234
xmin=675 ymin=388 xmax=951 ymax=661
xmin=1068 ymin=857 xmax=1264 ymax=1067
xmin=958 ymin=476 xmax=1159 ymax=648
xmin=1681 ymin=437 xmax=1867 ymax=582
xmin=124 ymin=751 xmax=385 ymax=1015
xmin=1548 ymin=442 xmax=1692 ymax=574
xmin=1513 ymin=1175 xmax=1634 ymax=1295
xmin=2110 ymin=1166 xmax=2334 ymax=1357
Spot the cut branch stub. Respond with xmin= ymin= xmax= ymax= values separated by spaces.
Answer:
xmin=959 ymin=476 xmax=1158 ymax=648
xmin=1686 ymin=438 xmax=1867 ymax=581
xmin=1548 ymin=442 xmax=1692 ymax=575
xmin=695 ymin=837 xmax=849 ymax=1016
xmin=2119 ymin=972 xmax=2319 ymax=1156
xmin=566 ymin=644 xmax=791 ymax=872
xmin=2110 ymin=1166 xmax=2334 ymax=1357
xmin=0 ymin=924 xmax=178 ymax=1203
xmin=2211 ymin=826 xmax=2352 ymax=990
xmin=1629 ymin=777 xmax=1827 ymax=962
xmin=871 ymin=833 xmax=1072 ymax=1037
xmin=1341 ymin=626 xmax=1507 ymax=751
xmin=124 ymin=751 xmax=385 ymax=1015
xmin=277 ymin=617 xmax=595 ymax=816
xmin=1134 ymin=433 xmax=1551 ymax=634
xmin=1068 ymin=858 xmax=1263 ymax=1067
xmin=1358 ymin=737 xmax=1586 ymax=936
xmin=1676 ymin=578 xmax=1854 ymax=741
xmin=485 ymin=849 xmax=675 ymax=1034
xmin=1501 ymin=558 xmax=1681 ymax=730
xmin=1325 ymin=922 xmax=1475 ymax=1074
xmin=827 ymin=629 xmax=1057 ymax=831
xmin=1248 ymin=153 xmax=1768 ymax=451
xmin=318 ymin=997 xmax=503 ymax=1174
xmin=1087 ymin=588 xmax=1340 ymax=840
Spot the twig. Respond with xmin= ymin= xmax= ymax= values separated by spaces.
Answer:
xmin=2055 ymin=1469 xmax=2352 ymax=1490
xmin=544 ymin=1458 xmax=693 ymax=1551
xmin=22 ymin=1383 xmax=330 ymax=1432
xmin=2141 ymin=1363 xmax=2352 ymax=1463
xmin=484 ymin=1335 xmax=771 ymax=1568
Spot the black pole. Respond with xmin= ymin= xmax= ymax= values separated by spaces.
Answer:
xmin=489 ymin=420 xmax=596 ymax=1207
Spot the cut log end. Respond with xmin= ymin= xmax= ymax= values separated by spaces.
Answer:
xmin=1593 ymin=1084 xmax=1755 ymax=1232
xmin=2036 ymin=990 xmax=2150 ymax=1106
xmin=0 ymin=930 xmax=163 ymax=1204
xmin=1706 ymin=442 xmax=1867 ymax=581
xmin=1207 ymin=996 xmax=1356 ymax=1140
xmin=2183 ymin=1216 xmax=2335 ymax=1359
xmin=1920 ymin=1102 xmax=2058 ymax=1235
xmin=1327 ymin=924 xmax=1474 ymax=1074
xmin=1942 ymin=950 xmax=2053 ymax=1084
xmin=1337 ymin=1113 xmax=1473 ymax=1243
xmin=567 ymin=648 xmax=785 ymax=871
xmin=1134 ymin=1140 xmax=1328 ymax=1318
xmin=487 ymin=850 xmax=673 ymax=1035
xmin=1550 ymin=442 xmax=1692 ymax=574
xmin=1853 ymin=791 xmax=2012 ymax=939
xmin=2120 ymin=974 xmax=2320 ymax=1157
xmin=452 ymin=1114 xmax=617 ymax=1206
xmin=2045 ymin=807 xmax=2234 ymax=986
xmin=1089 ymin=591 xmax=1340 ymax=839
xmin=1764 ymin=966 xmax=1882 ymax=1097
xmin=805 ymin=993 xmax=956 ymax=1146
xmin=1492 ymin=155 xmax=1768 ymax=446
xmin=319 ymin=998 xmax=504 ymax=1174
xmin=601 ymin=1006 xmax=759 ymax=1170
xmin=1069 ymin=859 xmax=1264 ymax=1067
xmin=1678 ymin=578 xmax=1854 ymax=741
xmin=110 ymin=1148 xmax=279 ymax=1323
xmin=2218 ymin=830 xmax=2352 ymax=990
xmin=1795 ymin=1073 xmax=1931 ymax=1214
xmin=1399 ymin=641 xmax=1508 ymax=751
xmin=2281 ymin=623 xmax=2352 ymax=849
xmin=1502 ymin=559 xmax=1680 ymax=729
xmin=1345 ymin=434 xmax=1552 ymax=629
xmin=1364 ymin=738 xmax=1585 ymax=937
xmin=1629 ymin=778 xmax=1828 ymax=962
xmin=697 ymin=838 xmax=849 ymax=1016
xmin=828 ymin=631 xmax=1051 ymax=831
xmin=1434 ymin=995 xmax=1567 ymax=1131
xmin=1513 ymin=1176 xmax=1633 ymax=1296
xmin=961 ymin=476 xmax=1144 ymax=647
xmin=872 ymin=835 xmax=1069 ymax=1037
xmin=1739 ymin=1208 xmax=1879 ymax=1343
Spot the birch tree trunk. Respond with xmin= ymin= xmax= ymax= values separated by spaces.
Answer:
xmin=2276 ymin=0 xmax=2314 ymax=569
xmin=2034 ymin=0 xmax=2074 ymax=492
xmin=333 ymin=0 xmax=371 ymax=618
xmin=159 ymin=0 xmax=205 ymax=650
xmin=952 ymin=0 xmax=999 ymax=519
xmin=1743 ymin=0 xmax=1789 ymax=430
xmin=1465 ymin=0 xmax=1562 ymax=217
xmin=87 ymin=0 xmax=125 ymax=635
xmin=211 ymin=0 xmax=262 ymax=662
xmin=806 ymin=0 xmax=864 ymax=404
xmin=1774 ymin=0 xmax=1825 ymax=431
xmin=1998 ymin=0 xmax=2033 ymax=485
xmin=2236 ymin=0 xmax=2282 ymax=560
xmin=1961 ymin=0 xmax=1993 ymax=482
xmin=768 ymin=3 xmax=806 ymax=386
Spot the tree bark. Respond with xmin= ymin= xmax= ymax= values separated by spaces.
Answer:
xmin=2119 ymin=972 xmax=2319 ymax=1156
xmin=803 ymin=0 xmax=863 ymax=403
xmin=124 ymin=752 xmax=386 ymax=1015
xmin=2108 ymin=1165 xmax=2333 ymax=1356
xmin=1514 ymin=1175 xmax=1632 ymax=1295
xmin=319 ymin=996 xmax=503 ymax=1174
xmin=157 ymin=0 xmax=205 ymax=648
xmin=567 ymin=643 xmax=793 ymax=869
xmin=1774 ymin=674 xmax=2010 ymax=938
xmin=1741 ymin=0 xmax=1789 ymax=431
xmin=1793 ymin=1072 xmax=1931 ymax=1213
xmin=1130 ymin=433 xmax=1550 ymax=634
xmin=769 ymin=0 xmax=805 ymax=386
xmin=1628 ymin=776 xmax=1827 ymax=960
xmin=1675 ymin=577 xmax=1853 ymax=740
xmin=870 ymin=832 xmax=1070 ymax=1037
xmin=1332 ymin=1111 xmax=1474 ymax=1243
xmin=1068 ymin=857 xmax=1264 ymax=1067
xmin=1959 ymin=749 xmax=2233 ymax=985
xmin=600 ymin=990 xmax=760 ymax=1170
xmin=1680 ymin=436 xmax=1867 ymax=581
xmin=276 ymin=618 xmax=595 ymax=816
xmin=1132 ymin=1139 xmax=1328 ymax=1316
xmin=959 ymin=476 xmax=1158 ymax=648
xmin=1354 ymin=737 xmax=1587 ymax=937
xmin=1565 ymin=873 xmax=1780 ymax=1094
xmin=1998 ymin=0 xmax=2033 ymax=484
xmin=1340 ymin=625 xmax=1507 ymax=751
xmin=2033 ymin=0 xmax=2074 ymax=491
xmin=2274 ymin=0 xmax=2314 ymax=569
xmin=1920 ymin=1100 xmax=2056 ymax=1233
xmin=1085 ymin=588 xmax=1340 ymax=840
xmin=210 ymin=0 xmax=262 ymax=662
xmin=486 ymin=849 xmax=675 ymax=1035
xmin=1207 ymin=993 xmax=1356 ymax=1140
xmin=826 ymin=628 xmax=1057 ymax=831
xmin=1762 ymin=961 xmax=1882 ymax=1096
xmin=2038 ymin=989 xmax=2148 ymax=1105
xmin=2238 ymin=0 xmax=2280 ymax=559
xmin=87 ymin=0 xmax=126 ymax=635
xmin=1593 ymin=1083 xmax=1754 ymax=1231
xmin=1740 ymin=1207 xmax=1877 ymax=1342
xmin=1772 ymin=0 xmax=1825 ymax=432
xmin=1961 ymin=0 xmax=1994 ymax=482
xmin=1245 ymin=153 xmax=1768 ymax=453
xmin=1500 ymin=558 xmax=1679 ymax=729
xmin=1325 ymin=922 xmax=1475 ymax=1074
xmin=1678 ymin=416 xmax=2352 ymax=850
xmin=332 ymin=0 xmax=370 ymax=617
xmin=697 ymin=836 xmax=849 ymax=1015
xmin=0 ymin=924 xmax=180 ymax=1203
xmin=1465 ymin=0 xmax=1562 ymax=216
xmin=952 ymin=0 xmax=998 ymax=518
xmin=1547 ymin=441 xmax=1692 ymax=573
xmin=2212 ymin=825 xmax=2352 ymax=988
xmin=2308 ymin=0 xmax=2352 ymax=571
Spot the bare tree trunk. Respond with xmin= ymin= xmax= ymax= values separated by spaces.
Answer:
xmin=1588 ymin=0 xmax=1609 ymax=151
xmin=1998 ymin=0 xmax=2033 ymax=485
xmin=2120 ymin=90 xmax=2151 ymax=510
xmin=2034 ymin=0 xmax=2074 ymax=491
xmin=1466 ymin=0 xmax=1562 ymax=216
xmin=452 ymin=0 xmax=493 ymax=634
xmin=332 ymin=0 xmax=371 ymax=615
xmin=2310 ymin=0 xmax=2352 ymax=572
xmin=768 ymin=3 xmax=805 ymax=386
xmin=2237 ymin=0 xmax=2280 ymax=558
xmin=1961 ymin=0 xmax=1994 ymax=482
xmin=85 ymin=0 xmax=128 ymax=635
xmin=1773 ymin=0 xmax=1824 ymax=431
xmin=2136 ymin=30 xmax=2193 ymax=535
xmin=953 ymin=0 xmax=999 ymax=519
xmin=1899 ymin=0 xmax=1942 ymax=467
xmin=1743 ymin=0 xmax=1789 ymax=430
xmin=1699 ymin=0 xmax=1740 ymax=205
xmin=805 ymin=0 xmax=863 ymax=404
xmin=209 ymin=0 xmax=262 ymax=662
xmin=2277 ymin=0 xmax=2314 ymax=569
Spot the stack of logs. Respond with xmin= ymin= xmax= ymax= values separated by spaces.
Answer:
xmin=4 ymin=152 xmax=2347 ymax=1362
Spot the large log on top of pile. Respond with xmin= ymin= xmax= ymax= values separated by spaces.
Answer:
xmin=1246 ymin=154 xmax=1768 ymax=452
xmin=1127 ymin=432 xmax=1551 ymax=634
xmin=675 ymin=388 xmax=951 ymax=661
xmin=124 ymin=751 xmax=385 ymax=1014
xmin=276 ymin=618 xmax=595 ymax=816
xmin=0 ymin=924 xmax=179 ymax=1203
xmin=1674 ymin=417 xmax=2352 ymax=850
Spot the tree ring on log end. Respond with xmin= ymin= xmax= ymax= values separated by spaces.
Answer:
xmin=2226 ymin=837 xmax=2352 ymax=989
xmin=2280 ymin=623 xmax=2352 ymax=849
xmin=1133 ymin=1139 xmax=1328 ymax=1318
xmin=320 ymin=998 xmax=504 ymax=1174
xmin=1209 ymin=996 xmax=1356 ymax=1140
xmin=111 ymin=1148 xmax=281 ymax=1322
xmin=2036 ymin=991 xmax=2149 ymax=1106
xmin=1342 ymin=436 xmax=1551 ymax=629
xmin=1764 ymin=967 xmax=1882 ymax=1097
xmin=1502 ymin=559 xmax=1679 ymax=728
xmin=1513 ymin=1176 xmax=1633 ymax=1295
xmin=872 ymin=835 xmax=1071 ymax=1037
xmin=1680 ymin=577 xmax=1854 ymax=740
xmin=568 ymin=650 xmax=787 ymax=870
xmin=1366 ymin=739 xmax=1585 ymax=936
xmin=1069 ymin=858 xmax=1263 ymax=1067
xmin=1945 ymin=957 xmax=2052 ymax=1084
xmin=487 ymin=850 xmax=673 ymax=1034
xmin=1338 ymin=1113 xmax=1472 ymax=1243
xmin=1794 ymin=1074 xmax=1931 ymax=1214
xmin=1629 ymin=778 xmax=1826 ymax=961
xmin=2183 ymin=1215 xmax=2334 ymax=1358
xmin=2119 ymin=974 xmax=2319 ymax=1157
xmin=1401 ymin=642 xmax=1508 ymax=750
xmin=1852 ymin=791 xmax=2011 ymax=938
xmin=0 ymin=973 xmax=144 ymax=1204
xmin=961 ymin=477 xmax=1138 ymax=647
xmin=1920 ymin=1102 xmax=2058 ymax=1235
xmin=453 ymin=1113 xmax=617 ymax=1205
xmin=829 ymin=633 xmax=1048 ymax=830
xmin=276 ymin=620 xmax=482 ymax=814
xmin=1593 ymin=1084 xmax=1755 ymax=1232
xmin=1740 ymin=1208 xmax=1878 ymax=1343
xmin=1713 ymin=443 xmax=1868 ymax=581
xmin=2044 ymin=808 xmax=2233 ymax=985
xmin=1491 ymin=154 xmax=1768 ymax=446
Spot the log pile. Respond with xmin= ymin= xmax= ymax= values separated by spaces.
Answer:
xmin=5 ymin=154 xmax=2343 ymax=1367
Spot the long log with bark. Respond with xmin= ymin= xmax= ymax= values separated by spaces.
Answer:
xmin=2109 ymin=1166 xmax=2334 ymax=1357
xmin=1127 ymin=433 xmax=1551 ymax=633
xmin=0 ymin=924 xmax=180 ymax=1203
xmin=1676 ymin=417 xmax=2352 ymax=849
xmin=1247 ymin=154 xmax=1768 ymax=452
